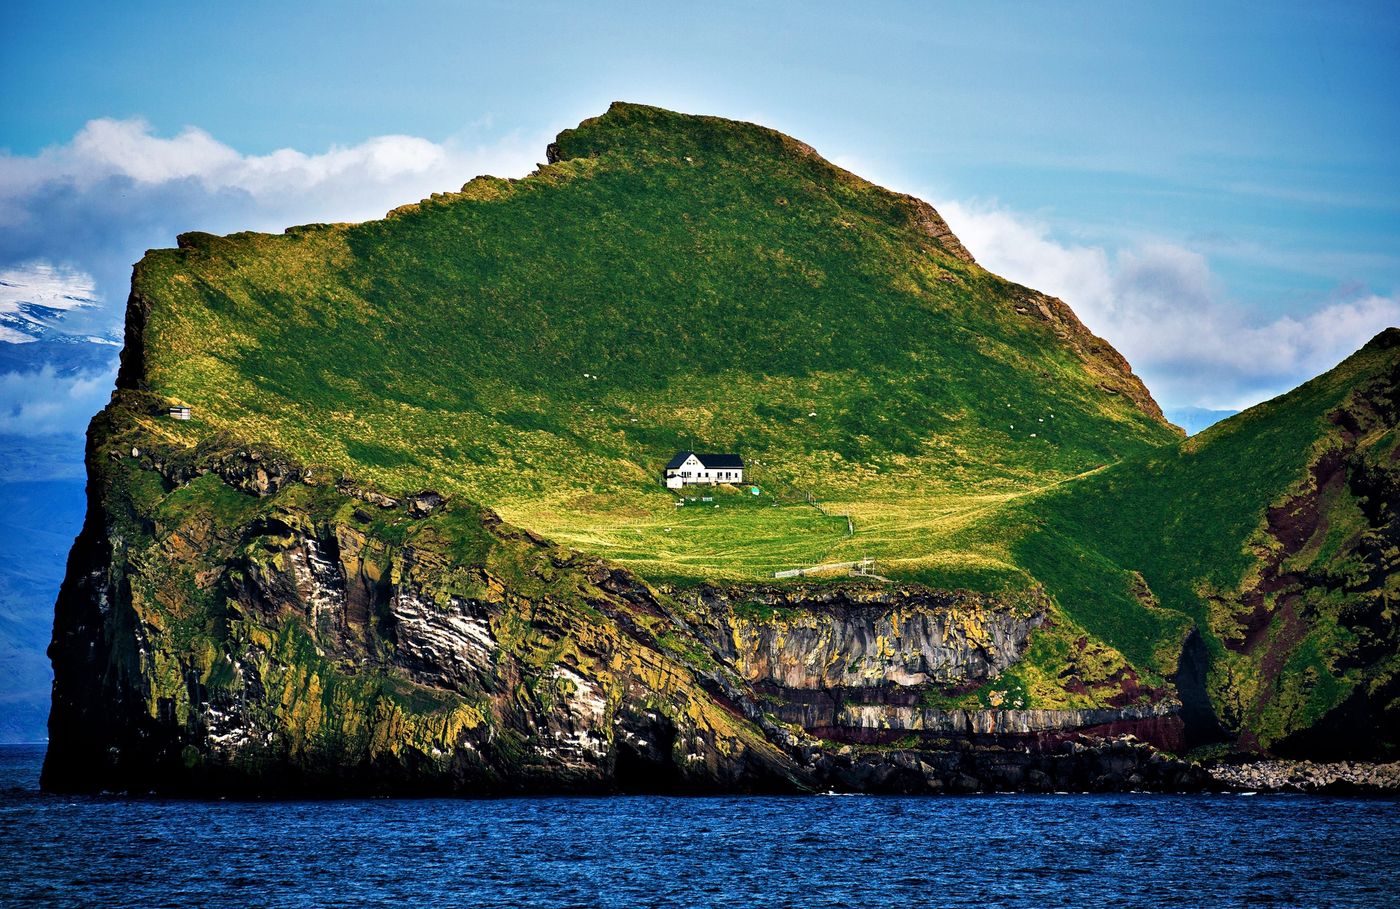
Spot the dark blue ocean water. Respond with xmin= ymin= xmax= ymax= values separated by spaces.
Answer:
xmin=2 ymin=744 xmax=1398 ymax=908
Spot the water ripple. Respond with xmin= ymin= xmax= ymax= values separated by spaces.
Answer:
xmin=3 ymin=745 xmax=1398 ymax=908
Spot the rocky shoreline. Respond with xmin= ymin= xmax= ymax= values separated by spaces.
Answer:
xmin=809 ymin=737 xmax=1400 ymax=797
xmin=810 ymin=735 xmax=1213 ymax=794
xmin=1207 ymin=759 xmax=1400 ymax=795
xmin=821 ymin=744 xmax=1400 ymax=796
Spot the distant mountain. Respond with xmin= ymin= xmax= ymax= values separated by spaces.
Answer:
xmin=39 ymin=104 xmax=1399 ymax=794
xmin=0 ymin=267 xmax=118 ymax=742
xmin=0 ymin=267 xmax=120 ymax=350
xmin=1165 ymin=406 xmax=1241 ymax=435
xmin=0 ymin=340 xmax=118 ymax=377
xmin=0 ymin=478 xmax=86 ymax=743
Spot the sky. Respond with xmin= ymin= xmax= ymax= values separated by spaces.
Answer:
xmin=2 ymin=0 xmax=1399 ymax=443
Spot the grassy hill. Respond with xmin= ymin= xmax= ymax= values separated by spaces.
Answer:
xmin=124 ymin=102 xmax=1174 ymax=588
xmin=1006 ymin=330 xmax=1400 ymax=753
xmin=103 ymin=102 xmax=1398 ymax=755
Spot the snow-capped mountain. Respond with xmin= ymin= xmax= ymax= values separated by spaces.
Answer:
xmin=0 ymin=264 xmax=120 ymax=347
xmin=0 ymin=265 xmax=122 ymax=377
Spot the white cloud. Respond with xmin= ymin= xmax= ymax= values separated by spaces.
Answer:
xmin=3 ymin=117 xmax=541 ymax=213
xmin=68 ymin=119 xmax=242 ymax=185
xmin=0 ymin=118 xmax=545 ymax=336
xmin=51 ymin=118 xmax=471 ymax=198
xmin=939 ymin=200 xmax=1400 ymax=409
xmin=0 ymin=365 xmax=116 ymax=437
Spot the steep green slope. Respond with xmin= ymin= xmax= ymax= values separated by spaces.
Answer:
xmin=123 ymin=102 xmax=1175 ymax=585
xmin=1007 ymin=330 xmax=1400 ymax=755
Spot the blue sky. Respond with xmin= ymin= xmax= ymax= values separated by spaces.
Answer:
xmin=2 ymin=0 xmax=1398 ymax=419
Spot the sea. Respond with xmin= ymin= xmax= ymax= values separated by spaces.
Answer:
xmin=1 ymin=744 xmax=1397 ymax=908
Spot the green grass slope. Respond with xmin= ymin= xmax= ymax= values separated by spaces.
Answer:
xmin=120 ymin=102 xmax=1176 ymax=586
xmin=1004 ymin=330 xmax=1400 ymax=755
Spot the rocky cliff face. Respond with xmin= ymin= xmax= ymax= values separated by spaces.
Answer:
xmin=44 ymin=398 xmax=794 ymax=795
xmin=1203 ymin=349 xmax=1400 ymax=757
xmin=711 ymin=586 xmax=1043 ymax=689
xmin=43 ymin=394 xmax=1192 ymax=795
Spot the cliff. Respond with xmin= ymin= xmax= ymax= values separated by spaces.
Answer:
xmin=43 ymin=104 xmax=1399 ymax=795
xmin=43 ymin=398 xmax=1201 ymax=795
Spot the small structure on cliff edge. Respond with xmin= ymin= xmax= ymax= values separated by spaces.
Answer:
xmin=167 ymin=405 xmax=191 ymax=420
xmin=774 ymin=557 xmax=887 ymax=581
xmin=663 ymin=451 xmax=744 ymax=489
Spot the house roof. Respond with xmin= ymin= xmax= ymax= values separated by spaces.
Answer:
xmin=665 ymin=451 xmax=744 ymax=470
xmin=697 ymin=453 xmax=744 ymax=469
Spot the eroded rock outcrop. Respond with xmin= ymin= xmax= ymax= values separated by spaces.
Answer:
xmin=703 ymin=585 xmax=1043 ymax=689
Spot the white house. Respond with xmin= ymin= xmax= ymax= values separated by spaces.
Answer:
xmin=664 ymin=451 xmax=744 ymax=488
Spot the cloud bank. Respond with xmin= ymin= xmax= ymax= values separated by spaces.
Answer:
xmin=939 ymin=201 xmax=1400 ymax=409
xmin=0 ymin=363 xmax=117 ymax=437
xmin=0 ymin=117 xmax=483 ymax=198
